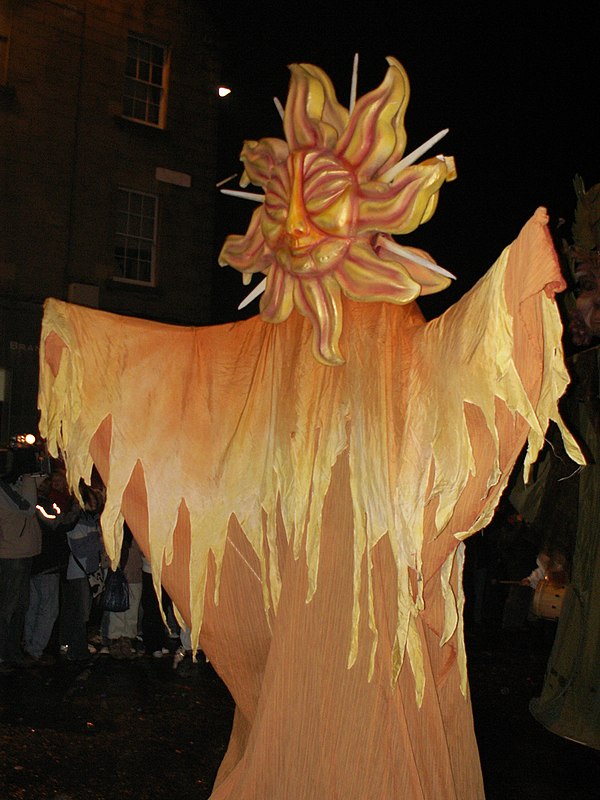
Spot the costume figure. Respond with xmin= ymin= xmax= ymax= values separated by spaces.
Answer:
xmin=38 ymin=59 xmax=583 ymax=798
xmin=526 ymin=178 xmax=600 ymax=749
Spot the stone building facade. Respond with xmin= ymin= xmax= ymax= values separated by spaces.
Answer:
xmin=0 ymin=0 xmax=221 ymax=457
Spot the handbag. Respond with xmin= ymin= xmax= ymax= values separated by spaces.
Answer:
xmin=101 ymin=566 xmax=130 ymax=612
xmin=72 ymin=553 xmax=105 ymax=599
xmin=87 ymin=566 xmax=106 ymax=599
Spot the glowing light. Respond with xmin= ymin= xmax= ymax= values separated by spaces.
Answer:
xmin=24 ymin=433 xmax=36 ymax=445
xmin=36 ymin=504 xmax=57 ymax=519
xmin=218 ymin=86 xmax=231 ymax=97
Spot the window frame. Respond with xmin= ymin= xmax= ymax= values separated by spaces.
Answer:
xmin=113 ymin=188 xmax=159 ymax=287
xmin=122 ymin=33 xmax=170 ymax=129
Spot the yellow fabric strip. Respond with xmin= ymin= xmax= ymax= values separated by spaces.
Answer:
xmin=38 ymin=209 xmax=583 ymax=704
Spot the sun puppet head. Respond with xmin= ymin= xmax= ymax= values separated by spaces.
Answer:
xmin=219 ymin=57 xmax=457 ymax=365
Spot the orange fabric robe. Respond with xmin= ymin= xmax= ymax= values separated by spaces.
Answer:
xmin=38 ymin=208 xmax=581 ymax=799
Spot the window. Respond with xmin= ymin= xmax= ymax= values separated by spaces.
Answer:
xmin=0 ymin=35 xmax=9 ymax=85
xmin=0 ymin=5 xmax=10 ymax=85
xmin=123 ymin=34 xmax=169 ymax=127
xmin=114 ymin=189 xmax=158 ymax=285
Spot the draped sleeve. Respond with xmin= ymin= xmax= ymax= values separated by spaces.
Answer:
xmin=38 ymin=208 xmax=583 ymax=800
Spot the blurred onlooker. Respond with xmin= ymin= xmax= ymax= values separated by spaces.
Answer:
xmin=528 ymin=181 xmax=600 ymax=747
xmin=23 ymin=476 xmax=79 ymax=664
xmin=48 ymin=467 xmax=73 ymax=514
xmin=0 ymin=473 xmax=42 ymax=672
xmin=141 ymin=555 xmax=170 ymax=658
xmin=107 ymin=525 xmax=143 ymax=659
xmin=520 ymin=548 xmax=568 ymax=590
xmin=495 ymin=506 xmax=539 ymax=630
xmin=59 ymin=483 xmax=104 ymax=663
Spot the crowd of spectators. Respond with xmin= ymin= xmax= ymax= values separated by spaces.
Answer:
xmin=0 ymin=459 xmax=195 ymax=675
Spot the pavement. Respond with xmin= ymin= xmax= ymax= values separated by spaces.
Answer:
xmin=1 ymin=619 xmax=599 ymax=799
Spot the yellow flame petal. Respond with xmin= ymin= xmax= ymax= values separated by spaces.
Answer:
xmin=240 ymin=138 xmax=289 ymax=189
xmin=293 ymin=274 xmax=345 ymax=365
xmin=336 ymin=57 xmax=409 ymax=183
xmin=336 ymin=241 xmax=421 ymax=303
xmin=284 ymin=63 xmax=349 ymax=151
xmin=219 ymin=207 xmax=273 ymax=274
xmin=260 ymin=266 xmax=295 ymax=323
xmin=373 ymin=240 xmax=452 ymax=296
xmin=358 ymin=158 xmax=450 ymax=235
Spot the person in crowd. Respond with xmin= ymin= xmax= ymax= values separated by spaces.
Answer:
xmin=23 ymin=475 xmax=80 ymax=664
xmin=141 ymin=554 xmax=170 ymax=658
xmin=0 ymin=473 xmax=43 ymax=673
xmin=173 ymin=624 xmax=195 ymax=673
xmin=107 ymin=525 xmax=143 ymax=659
xmin=520 ymin=548 xmax=569 ymax=590
xmin=59 ymin=482 xmax=104 ymax=663
xmin=520 ymin=180 xmax=600 ymax=747
xmin=48 ymin=467 xmax=73 ymax=513
xmin=494 ymin=505 xmax=539 ymax=630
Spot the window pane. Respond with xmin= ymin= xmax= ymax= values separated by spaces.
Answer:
xmin=138 ymin=262 xmax=151 ymax=283
xmin=113 ymin=190 xmax=157 ymax=285
xmin=141 ymin=194 xmax=154 ymax=215
xmin=128 ymin=193 xmax=142 ymax=216
xmin=128 ymin=215 xmax=141 ymax=237
xmin=116 ymin=212 xmax=129 ymax=235
xmin=123 ymin=77 xmax=135 ymax=96
xmin=141 ymin=217 xmax=154 ymax=239
xmin=138 ymin=40 xmax=150 ymax=62
xmin=123 ymin=35 xmax=167 ymax=126
xmin=151 ymin=64 xmax=163 ymax=85
xmin=132 ymin=99 xmax=146 ymax=120
xmin=151 ymin=44 xmax=164 ymax=66
xmin=131 ymin=82 xmax=145 ymax=101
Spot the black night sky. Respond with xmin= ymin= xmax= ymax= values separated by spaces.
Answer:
xmin=209 ymin=2 xmax=599 ymax=322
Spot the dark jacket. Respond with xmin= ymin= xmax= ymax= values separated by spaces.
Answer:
xmin=0 ymin=476 xmax=42 ymax=559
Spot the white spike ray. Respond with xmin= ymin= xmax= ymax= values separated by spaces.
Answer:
xmin=215 ymin=173 xmax=238 ymax=188
xmin=273 ymin=96 xmax=284 ymax=120
xmin=238 ymin=277 xmax=267 ymax=310
xmin=379 ymin=128 xmax=450 ymax=182
xmin=236 ymin=241 xmax=455 ymax=311
xmin=378 ymin=237 xmax=456 ymax=280
xmin=221 ymin=188 xmax=265 ymax=203
xmin=349 ymin=53 xmax=359 ymax=114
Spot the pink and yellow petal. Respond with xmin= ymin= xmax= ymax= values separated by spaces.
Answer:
xmin=373 ymin=238 xmax=451 ymax=296
xmin=293 ymin=274 xmax=345 ymax=365
xmin=260 ymin=266 xmax=295 ymax=324
xmin=335 ymin=57 xmax=409 ymax=183
xmin=336 ymin=241 xmax=421 ymax=304
xmin=357 ymin=158 xmax=450 ymax=235
xmin=240 ymin=138 xmax=289 ymax=189
xmin=284 ymin=63 xmax=348 ymax=151
xmin=218 ymin=206 xmax=273 ymax=274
